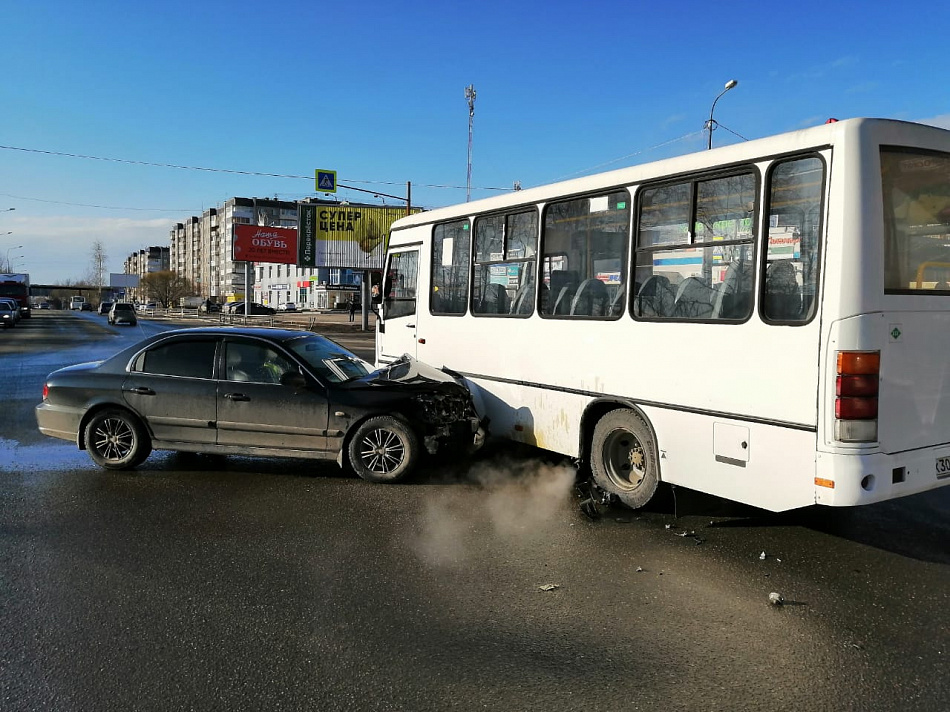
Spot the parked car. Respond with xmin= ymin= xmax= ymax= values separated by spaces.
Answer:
xmin=98 ymin=301 xmax=114 ymax=315
xmin=277 ymin=302 xmax=297 ymax=312
xmin=224 ymin=301 xmax=244 ymax=314
xmin=108 ymin=302 xmax=138 ymax=326
xmin=199 ymin=300 xmax=222 ymax=314
xmin=232 ymin=302 xmax=276 ymax=316
xmin=0 ymin=301 xmax=17 ymax=328
xmin=35 ymin=327 xmax=485 ymax=481
xmin=38 ymin=302 xmax=51 ymax=310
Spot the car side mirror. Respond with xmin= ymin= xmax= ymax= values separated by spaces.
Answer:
xmin=280 ymin=371 xmax=308 ymax=390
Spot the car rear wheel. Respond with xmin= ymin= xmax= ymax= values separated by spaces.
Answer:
xmin=84 ymin=408 xmax=152 ymax=470
xmin=590 ymin=409 xmax=660 ymax=509
xmin=347 ymin=415 xmax=419 ymax=483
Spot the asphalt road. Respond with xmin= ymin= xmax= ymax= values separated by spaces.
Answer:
xmin=1 ymin=312 xmax=948 ymax=711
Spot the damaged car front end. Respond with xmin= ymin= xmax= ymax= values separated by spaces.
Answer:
xmin=359 ymin=356 xmax=488 ymax=457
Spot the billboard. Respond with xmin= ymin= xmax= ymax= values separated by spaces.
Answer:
xmin=233 ymin=225 xmax=299 ymax=264
xmin=298 ymin=204 xmax=420 ymax=269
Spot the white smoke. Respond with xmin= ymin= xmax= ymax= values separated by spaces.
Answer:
xmin=414 ymin=455 xmax=577 ymax=568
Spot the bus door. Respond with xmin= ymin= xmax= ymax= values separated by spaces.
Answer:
xmin=378 ymin=248 xmax=420 ymax=364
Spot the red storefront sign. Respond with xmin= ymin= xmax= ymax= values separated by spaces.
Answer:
xmin=232 ymin=225 xmax=299 ymax=264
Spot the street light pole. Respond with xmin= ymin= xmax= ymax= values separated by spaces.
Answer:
xmin=4 ymin=243 xmax=23 ymax=272
xmin=706 ymin=79 xmax=738 ymax=150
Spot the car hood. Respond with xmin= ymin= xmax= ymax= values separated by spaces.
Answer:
xmin=348 ymin=355 xmax=465 ymax=393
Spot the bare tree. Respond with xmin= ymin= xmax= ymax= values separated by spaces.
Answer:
xmin=87 ymin=241 xmax=108 ymax=300
xmin=140 ymin=270 xmax=194 ymax=308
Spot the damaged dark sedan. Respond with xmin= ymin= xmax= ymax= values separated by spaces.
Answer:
xmin=35 ymin=327 xmax=485 ymax=482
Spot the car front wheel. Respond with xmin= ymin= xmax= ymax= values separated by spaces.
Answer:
xmin=347 ymin=415 xmax=419 ymax=483
xmin=84 ymin=408 xmax=152 ymax=470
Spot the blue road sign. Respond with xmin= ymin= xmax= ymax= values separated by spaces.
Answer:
xmin=316 ymin=169 xmax=337 ymax=193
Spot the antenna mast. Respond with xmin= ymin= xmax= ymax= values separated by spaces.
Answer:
xmin=465 ymin=84 xmax=476 ymax=202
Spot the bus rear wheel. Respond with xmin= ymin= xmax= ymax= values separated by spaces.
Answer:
xmin=590 ymin=409 xmax=659 ymax=510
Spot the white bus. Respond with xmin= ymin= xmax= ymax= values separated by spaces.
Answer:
xmin=69 ymin=296 xmax=86 ymax=310
xmin=376 ymin=118 xmax=950 ymax=512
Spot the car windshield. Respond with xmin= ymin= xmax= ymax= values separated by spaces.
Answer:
xmin=286 ymin=334 xmax=371 ymax=383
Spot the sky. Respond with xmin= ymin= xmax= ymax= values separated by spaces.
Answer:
xmin=2 ymin=0 xmax=949 ymax=285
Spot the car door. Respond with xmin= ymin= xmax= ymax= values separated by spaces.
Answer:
xmin=216 ymin=338 xmax=330 ymax=451
xmin=122 ymin=336 xmax=219 ymax=444
xmin=378 ymin=248 xmax=420 ymax=363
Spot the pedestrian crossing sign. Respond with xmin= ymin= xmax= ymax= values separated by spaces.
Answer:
xmin=315 ymin=169 xmax=337 ymax=193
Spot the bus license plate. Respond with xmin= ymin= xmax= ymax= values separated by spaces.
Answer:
xmin=937 ymin=456 xmax=950 ymax=480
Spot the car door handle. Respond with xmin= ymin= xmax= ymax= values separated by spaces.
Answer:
xmin=125 ymin=386 xmax=155 ymax=396
xmin=224 ymin=392 xmax=250 ymax=401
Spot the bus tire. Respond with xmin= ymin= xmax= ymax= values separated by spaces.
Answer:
xmin=347 ymin=415 xmax=419 ymax=483
xmin=84 ymin=408 xmax=152 ymax=470
xmin=590 ymin=409 xmax=659 ymax=510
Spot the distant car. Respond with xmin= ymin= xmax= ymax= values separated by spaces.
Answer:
xmin=277 ymin=302 xmax=297 ymax=312
xmin=0 ymin=301 xmax=16 ymax=328
xmin=108 ymin=302 xmax=138 ymax=326
xmin=38 ymin=302 xmax=51 ymax=310
xmin=35 ymin=326 xmax=485 ymax=482
xmin=80 ymin=302 xmax=93 ymax=311
xmin=199 ymin=300 xmax=222 ymax=314
xmin=98 ymin=301 xmax=114 ymax=315
xmin=232 ymin=302 xmax=276 ymax=316
xmin=224 ymin=302 xmax=244 ymax=314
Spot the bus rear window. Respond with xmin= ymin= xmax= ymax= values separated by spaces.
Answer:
xmin=882 ymin=148 xmax=950 ymax=293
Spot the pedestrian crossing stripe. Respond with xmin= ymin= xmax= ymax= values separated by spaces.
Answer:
xmin=316 ymin=169 xmax=337 ymax=193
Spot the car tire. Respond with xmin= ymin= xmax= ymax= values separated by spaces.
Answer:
xmin=84 ymin=408 xmax=152 ymax=470
xmin=347 ymin=415 xmax=419 ymax=483
xmin=590 ymin=409 xmax=660 ymax=509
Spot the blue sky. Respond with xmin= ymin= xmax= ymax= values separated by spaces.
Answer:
xmin=2 ymin=0 xmax=949 ymax=284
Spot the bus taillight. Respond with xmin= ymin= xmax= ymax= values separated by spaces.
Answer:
xmin=834 ymin=351 xmax=879 ymax=443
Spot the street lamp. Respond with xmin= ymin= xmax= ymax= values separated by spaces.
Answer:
xmin=4 ymin=244 xmax=22 ymax=271
xmin=706 ymin=79 xmax=738 ymax=150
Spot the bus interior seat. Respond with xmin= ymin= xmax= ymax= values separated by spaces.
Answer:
xmin=673 ymin=277 xmax=715 ymax=319
xmin=764 ymin=261 xmax=802 ymax=320
xmin=478 ymin=282 xmax=510 ymax=314
xmin=712 ymin=261 xmax=752 ymax=319
xmin=609 ymin=283 xmax=626 ymax=316
xmin=549 ymin=270 xmax=578 ymax=315
xmin=570 ymin=278 xmax=609 ymax=316
xmin=509 ymin=277 xmax=536 ymax=315
xmin=636 ymin=275 xmax=676 ymax=317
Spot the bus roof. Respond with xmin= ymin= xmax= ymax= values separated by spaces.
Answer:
xmin=391 ymin=118 xmax=950 ymax=231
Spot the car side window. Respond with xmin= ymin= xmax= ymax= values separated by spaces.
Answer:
xmin=133 ymin=339 xmax=217 ymax=379
xmin=224 ymin=341 xmax=294 ymax=384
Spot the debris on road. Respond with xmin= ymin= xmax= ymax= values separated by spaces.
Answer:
xmin=760 ymin=551 xmax=767 ymax=560
xmin=769 ymin=592 xmax=785 ymax=606
xmin=538 ymin=583 xmax=560 ymax=592
xmin=575 ymin=479 xmax=613 ymax=520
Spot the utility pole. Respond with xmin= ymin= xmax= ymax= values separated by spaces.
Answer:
xmin=465 ymin=84 xmax=476 ymax=202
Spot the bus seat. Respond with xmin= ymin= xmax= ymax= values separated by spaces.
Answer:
xmin=636 ymin=275 xmax=676 ymax=317
xmin=764 ymin=261 xmax=802 ymax=320
xmin=478 ymin=282 xmax=510 ymax=314
xmin=570 ymin=278 xmax=609 ymax=316
xmin=673 ymin=277 xmax=715 ymax=319
xmin=609 ymin=283 xmax=626 ymax=316
xmin=712 ymin=261 xmax=752 ymax=319
xmin=509 ymin=276 xmax=536 ymax=315
xmin=549 ymin=270 xmax=578 ymax=315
